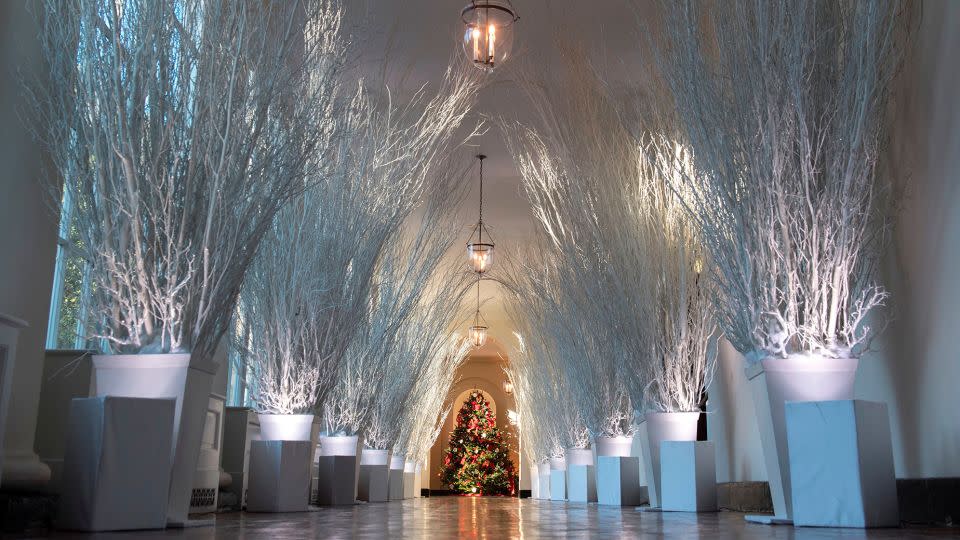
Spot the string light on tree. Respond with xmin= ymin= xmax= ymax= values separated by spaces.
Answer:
xmin=461 ymin=1 xmax=519 ymax=72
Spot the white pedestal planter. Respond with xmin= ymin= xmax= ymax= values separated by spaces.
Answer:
xmin=744 ymin=355 xmax=858 ymax=524
xmin=403 ymin=460 xmax=417 ymax=499
xmin=389 ymin=454 xmax=405 ymax=501
xmin=529 ymin=464 xmax=540 ymax=499
xmin=189 ymin=394 xmax=225 ymax=514
xmin=786 ymin=400 xmax=898 ymax=528
xmin=221 ymin=408 xmax=260 ymax=509
xmin=549 ymin=456 xmax=566 ymax=501
xmin=537 ymin=465 xmax=551 ymax=500
xmin=594 ymin=436 xmax=632 ymax=458
xmin=641 ymin=412 xmax=700 ymax=508
xmin=58 ymin=396 xmax=176 ymax=531
xmin=91 ymin=353 xmax=217 ymax=526
xmin=660 ymin=441 xmax=717 ymax=512
xmin=595 ymin=436 xmax=642 ymax=506
xmin=316 ymin=435 xmax=360 ymax=506
xmin=246 ymin=440 xmax=312 ymax=512
xmin=259 ymin=414 xmax=314 ymax=441
xmin=566 ymin=448 xmax=596 ymax=503
xmin=0 ymin=313 xmax=28 ymax=489
xmin=359 ymin=449 xmax=389 ymax=503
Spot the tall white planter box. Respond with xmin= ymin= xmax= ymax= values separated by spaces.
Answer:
xmin=403 ymin=460 xmax=417 ymax=499
xmin=358 ymin=449 xmax=389 ymax=502
xmin=537 ymin=464 xmax=551 ymax=500
xmin=529 ymin=464 xmax=540 ymax=499
xmin=0 ymin=313 xmax=28 ymax=489
xmin=414 ymin=463 xmax=423 ymax=498
xmin=660 ymin=441 xmax=717 ymax=512
xmin=91 ymin=353 xmax=217 ymax=526
xmin=220 ymin=408 xmax=260 ymax=509
xmin=549 ymin=456 xmax=566 ymax=501
xmin=566 ymin=448 xmax=596 ymax=503
xmin=316 ymin=435 xmax=360 ymax=505
xmin=745 ymin=355 xmax=858 ymax=524
xmin=641 ymin=412 xmax=699 ymax=508
xmin=221 ymin=408 xmax=260 ymax=508
xmin=58 ymin=396 xmax=176 ymax=531
xmin=246 ymin=440 xmax=312 ymax=512
xmin=595 ymin=436 xmax=642 ymax=506
xmin=189 ymin=394 xmax=224 ymax=514
xmin=36 ymin=349 xmax=93 ymax=493
xmin=388 ymin=454 xmax=405 ymax=501
xmin=786 ymin=400 xmax=898 ymax=528
xmin=246 ymin=414 xmax=313 ymax=512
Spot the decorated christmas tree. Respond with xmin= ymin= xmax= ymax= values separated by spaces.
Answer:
xmin=440 ymin=391 xmax=517 ymax=495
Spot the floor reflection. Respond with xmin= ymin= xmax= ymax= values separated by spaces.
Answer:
xmin=47 ymin=497 xmax=951 ymax=539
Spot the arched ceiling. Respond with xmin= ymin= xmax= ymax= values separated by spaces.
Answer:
xmin=349 ymin=1 xmax=654 ymax=350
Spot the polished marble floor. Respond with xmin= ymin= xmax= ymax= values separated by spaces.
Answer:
xmin=47 ymin=497 xmax=957 ymax=539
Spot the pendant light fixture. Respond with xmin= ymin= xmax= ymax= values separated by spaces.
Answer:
xmin=468 ymin=275 xmax=489 ymax=349
xmin=467 ymin=154 xmax=494 ymax=274
xmin=461 ymin=1 xmax=519 ymax=72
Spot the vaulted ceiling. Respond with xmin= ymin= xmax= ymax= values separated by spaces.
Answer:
xmin=350 ymin=0 xmax=652 ymax=356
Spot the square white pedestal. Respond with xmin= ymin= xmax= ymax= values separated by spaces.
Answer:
xmin=316 ymin=455 xmax=358 ymax=506
xmin=59 ymin=397 xmax=176 ymax=531
xmin=247 ymin=440 xmax=311 ymax=512
xmin=550 ymin=469 xmax=566 ymax=501
xmin=403 ymin=471 xmax=416 ymax=499
xmin=530 ymin=465 xmax=540 ymax=499
xmin=567 ymin=465 xmax=597 ymax=503
xmin=660 ymin=441 xmax=717 ymax=512
xmin=597 ymin=456 xmax=643 ymax=506
xmin=786 ymin=400 xmax=899 ymax=528
xmin=388 ymin=468 xmax=404 ymax=501
xmin=538 ymin=470 xmax=551 ymax=500
xmin=359 ymin=465 xmax=389 ymax=502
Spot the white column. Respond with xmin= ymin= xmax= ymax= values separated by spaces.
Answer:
xmin=0 ymin=1 xmax=57 ymax=491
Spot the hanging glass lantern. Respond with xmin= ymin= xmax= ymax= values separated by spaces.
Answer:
xmin=502 ymin=380 xmax=514 ymax=395
xmin=469 ymin=322 xmax=489 ymax=348
xmin=467 ymin=154 xmax=495 ymax=273
xmin=468 ymin=275 xmax=489 ymax=349
xmin=461 ymin=1 xmax=519 ymax=72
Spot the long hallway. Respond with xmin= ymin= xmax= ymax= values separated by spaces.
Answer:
xmin=46 ymin=498 xmax=953 ymax=539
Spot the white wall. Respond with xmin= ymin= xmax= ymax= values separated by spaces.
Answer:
xmin=0 ymin=0 xmax=56 ymax=489
xmin=709 ymin=0 xmax=960 ymax=482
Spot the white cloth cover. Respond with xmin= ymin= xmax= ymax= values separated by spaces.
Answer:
xmin=596 ymin=456 xmax=643 ymax=506
xmin=246 ymin=440 xmax=312 ymax=513
xmin=537 ymin=469 xmax=551 ymax=500
xmin=58 ymin=397 xmax=176 ymax=531
xmin=567 ymin=465 xmax=597 ymax=503
xmin=660 ymin=441 xmax=717 ymax=512
xmin=358 ymin=464 xmax=389 ymax=502
xmin=786 ymin=400 xmax=899 ymax=528
xmin=316 ymin=455 xmax=359 ymax=505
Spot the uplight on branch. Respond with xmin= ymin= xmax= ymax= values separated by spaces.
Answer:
xmin=656 ymin=0 xmax=902 ymax=363
xmin=30 ymin=0 xmax=349 ymax=363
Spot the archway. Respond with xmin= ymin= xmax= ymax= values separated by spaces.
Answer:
xmin=427 ymin=339 xmax=522 ymax=494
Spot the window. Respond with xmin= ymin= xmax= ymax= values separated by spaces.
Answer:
xmin=46 ymin=190 xmax=95 ymax=350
